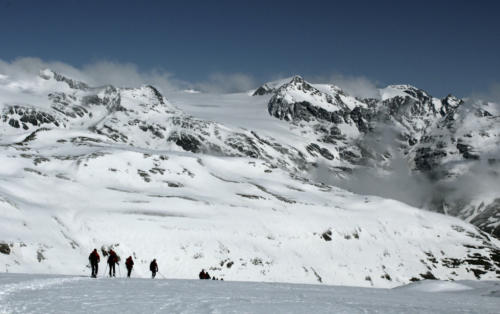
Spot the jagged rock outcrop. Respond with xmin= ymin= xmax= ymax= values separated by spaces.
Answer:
xmin=259 ymin=76 xmax=500 ymax=237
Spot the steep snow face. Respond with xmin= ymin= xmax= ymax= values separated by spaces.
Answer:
xmin=1 ymin=274 xmax=499 ymax=314
xmin=0 ymin=71 xmax=498 ymax=287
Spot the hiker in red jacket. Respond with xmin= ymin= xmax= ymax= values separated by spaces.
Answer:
xmin=107 ymin=249 xmax=119 ymax=277
xmin=88 ymin=249 xmax=100 ymax=278
xmin=125 ymin=256 xmax=134 ymax=278
xmin=150 ymin=259 xmax=158 ymax=279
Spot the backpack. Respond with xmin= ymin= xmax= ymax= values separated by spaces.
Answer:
xmin=89 ymin=251 xmax=99 ymax=263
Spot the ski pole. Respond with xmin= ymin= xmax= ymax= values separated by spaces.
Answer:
xmin=158 ymin=271 xmax=167 ymax=279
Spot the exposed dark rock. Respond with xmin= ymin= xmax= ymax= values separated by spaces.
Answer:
xmin=339 ymin=148 xmax=361 ymax=164
xmin=9 ymin=118 xmax=20 ymax=128
xmin=420 ymin=271 xmax=437 ymax=280
xmin=252 ymin=184 xmax=295 ymax=204
xmin=51 ymin=71 xmax=89 ymax=90
xmin=237 ymin=193 xmax=265 ymax=200
xmin=18 ymin=128 xmax=51 ymax=145
xmin=0 ymin=243 xmax=11 ymax=255
xmin=456 ymin=143 xmax=480 ymax=160
xmin=321 ymin=230 xmax=332 ymax=241
xmin=225 ymin=135 xmax=261 ymax=158
xmin=424 ymin=251 xmax=438 ymax=264
xmin=137 ymin=170 xmax=151 ymax=183
xmin=470 ymin=199 xmax=500 ymax=238
xmin=349 ymin=106 xmax=373 ymax=133
xmin=253 ymin=86 xmax=271 ymax=96
xmin=306 ymin=143 xmax=334 ymax=160
xmin=269 ymin=99 xmax=346 ymax=123
xmin=469 ymin=268 xmax=487 ymax=279
xmin=169 ymin=133 xmax=202 ymax=153
xmin=441 ymin=257 xmax=462 ymax=268
xmin=146 ymin=85 xmax=165 ymax=104
xmin=138 ymin=124 xmax=165 ymax=139
xmin=3 ymin=106 xmax=59 ymax=129
xmin=464 ymin=252 xmax=494 ymax=278
xmin=414 ymin=147 xmax=447 ymax=171
xmin=37 ymin=249 xmax=46 ymax=262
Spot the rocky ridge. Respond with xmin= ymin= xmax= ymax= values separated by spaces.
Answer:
xmin=258 ymin=76 xmax=499 ymax=237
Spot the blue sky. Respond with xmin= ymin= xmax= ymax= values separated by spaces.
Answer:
xmin=0 ymin=0 xmax=499 ymax=96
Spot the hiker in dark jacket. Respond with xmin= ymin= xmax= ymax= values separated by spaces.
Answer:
xmin=199 ymin=269 xmax=211 ymax=280
xmin=107 ymin=249 xmax=119 ymax=277
xmin=88 ymin=249 xmax=100 ymax=278
xmin=125 ymin=256 xmax=134 ymax=278
xmin=150 ymin=259 xmax=158 ymax=279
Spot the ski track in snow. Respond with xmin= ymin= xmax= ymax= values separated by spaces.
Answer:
xmin=0 ymin=274 xmax=498 ymax=314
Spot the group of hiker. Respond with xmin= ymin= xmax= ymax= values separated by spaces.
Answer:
xmin=199 ymin=269 xmax=222 ymax=280
xmin=88 ymin=248 xmax=159 ymax=279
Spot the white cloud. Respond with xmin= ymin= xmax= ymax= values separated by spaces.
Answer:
xmin=326 ymin=74 xmax=380 ymax=99
xmin=470 ymin=82 xmax=500 ymax=103
xmin=0 ymin=57 xmax=257 ymax=94
xmin=0 ymin=57 xmax=83 ymax=82
xmin=194 ymin=72 xmax=257 ymax=94
xmin=80 ymin=61 xmax=185 ymax=92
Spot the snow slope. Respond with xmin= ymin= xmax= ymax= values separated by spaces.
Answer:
xmin=0 ymin=273 xmax=499 ymax=314
xmin=0 ymin=70 xmax=498 ymax=288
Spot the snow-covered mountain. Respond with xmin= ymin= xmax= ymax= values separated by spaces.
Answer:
xmin=256 ymin=76 xmax=500 ymax=237
xmin=0 ymin=70 xmax=498 ymax=287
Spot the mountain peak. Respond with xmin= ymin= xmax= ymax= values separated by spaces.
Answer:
xmin=289 ymin=75 xmax=304 ymax=83
xmin=252 ymin=75 xmax=305 ymax=96
xmin=380 ymin=84 xmax=430 ymax=101
xmin=38 ymin=68 xmax=55 ymax=80
xmin=39 ymin=68 xmax=89 ymax=90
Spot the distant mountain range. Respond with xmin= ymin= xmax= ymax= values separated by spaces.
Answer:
xmin=0 ymin=70 xmax=497 ymax=286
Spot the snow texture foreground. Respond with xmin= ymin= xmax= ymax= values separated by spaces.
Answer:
xmin=0 ymin=273 xmax=498 ymax=314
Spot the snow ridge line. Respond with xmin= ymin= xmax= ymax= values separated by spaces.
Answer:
xmin=0 ymin=276 xmax=83 ymax=314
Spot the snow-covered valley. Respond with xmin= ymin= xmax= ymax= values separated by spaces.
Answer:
xmin=0 ymin=69 xmax=498 ymax=288
xmin=0 ymin=273 xmax=498 ymax=314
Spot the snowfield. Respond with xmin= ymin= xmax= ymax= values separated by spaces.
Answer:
xmin=0 ymin=70 xmax=498 ymax=290
xmin=0 ymin=273 xmax=498 ymax=314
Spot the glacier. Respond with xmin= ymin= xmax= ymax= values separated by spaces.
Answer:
xmin=0 ymin=69 xmax=498 ymax=288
